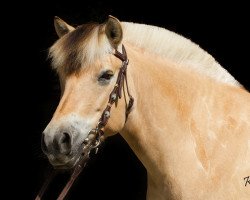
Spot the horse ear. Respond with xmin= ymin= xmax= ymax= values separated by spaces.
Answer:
xmin=105 ymin=15 xmax=123 ymax=48
xmin=54 ymin=16 xmax=75 ymax=38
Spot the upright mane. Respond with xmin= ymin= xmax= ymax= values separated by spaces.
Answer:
xmin=122 ymin=22 xmax=240 ymax=86
xmin=50 ymin=20 xmax=240 ymax=87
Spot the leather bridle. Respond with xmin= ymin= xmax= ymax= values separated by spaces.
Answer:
xmin=91 ymin=44 xmax=134 ymax=140
xmin=35 ymin=45 xmax=134 ymax=200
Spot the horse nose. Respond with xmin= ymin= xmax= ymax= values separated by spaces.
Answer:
xmin=41 ymin=132 xmax=72 ymax=155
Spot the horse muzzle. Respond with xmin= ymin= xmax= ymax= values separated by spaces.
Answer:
xmin=41 ymin=116 xmax=94 ymax=169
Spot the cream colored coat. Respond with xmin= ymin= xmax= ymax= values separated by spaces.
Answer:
xmin=46 ymin=16 xmax=250 ymax=199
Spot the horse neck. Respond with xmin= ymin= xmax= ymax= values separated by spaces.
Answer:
xmin=120 ymin=44 xmax=199 ymax=174
xmin=118 ymin=44 xmax=250 ymax=199
xmin=119 ymin=44 xmax=227 ymax=188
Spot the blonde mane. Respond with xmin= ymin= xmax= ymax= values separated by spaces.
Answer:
xmin=122 ymin=22 xmax=240 ymax=86
xmin=50 ymin=21 xmax=240 ymax=87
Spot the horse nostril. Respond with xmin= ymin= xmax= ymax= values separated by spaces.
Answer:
xmin=41 ymin=132 xmax=48 ymax=154
xmin=56 ymin=132 xmax=72 ymax=155
xmin=61 ymin=132 xmax=71 ymax=144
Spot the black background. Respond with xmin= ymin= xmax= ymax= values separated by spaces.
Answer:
xmin=7 ymin=1 xmax=249 ymax=199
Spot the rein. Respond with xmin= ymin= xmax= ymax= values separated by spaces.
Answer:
xmin=35 ymin=45 xmax=133 ymax=200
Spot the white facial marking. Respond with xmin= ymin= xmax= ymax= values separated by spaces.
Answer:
xmin=44 ymin=113 xmax=97 ymax=146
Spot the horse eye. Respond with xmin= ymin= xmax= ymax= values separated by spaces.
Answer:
xmin=98 ymin=70 xmax=114 ymax=82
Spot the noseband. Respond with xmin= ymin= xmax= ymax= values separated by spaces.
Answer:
xmin=35 ymin=45 xmax=134 ymax=200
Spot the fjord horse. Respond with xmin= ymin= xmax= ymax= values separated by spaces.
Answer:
xmin=42 ymin=16 xmax=250 ymax=199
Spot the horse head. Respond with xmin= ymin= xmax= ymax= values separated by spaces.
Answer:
xmin=42 ymin=16 xmax=132 ymax=169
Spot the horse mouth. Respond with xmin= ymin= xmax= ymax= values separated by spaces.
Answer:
xmin=49 ymin=142 xmax=91 ymax=170
xmin=48 ymin=131 xmax=102 ymax=170
xmin=49 ymin=155 xmax=81 ymax=169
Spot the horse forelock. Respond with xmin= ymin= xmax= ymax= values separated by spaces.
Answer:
xmin=49 ymin=22 xmax=112 ymax=75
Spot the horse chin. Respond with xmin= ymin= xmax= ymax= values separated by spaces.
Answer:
xmin=50 ymin=155 xmax=81 ymax=170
